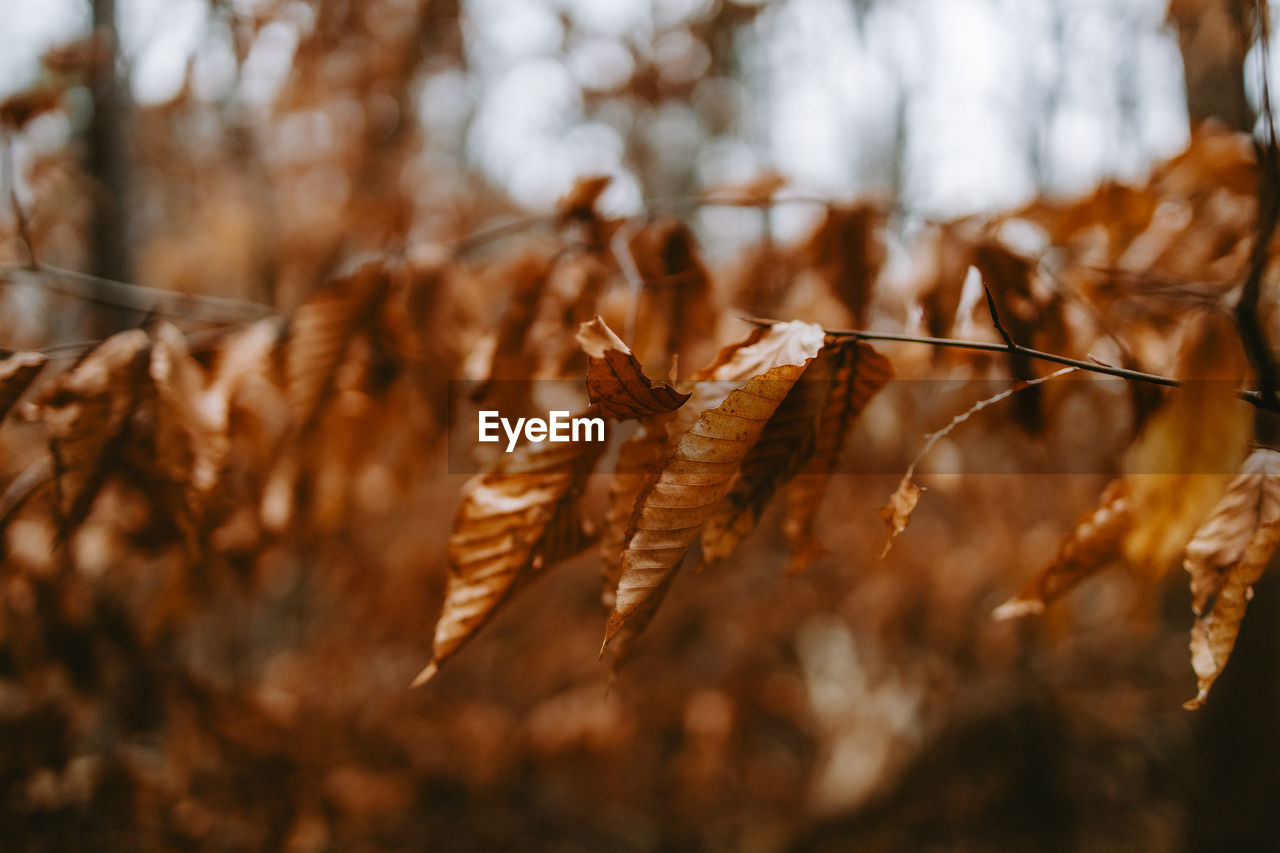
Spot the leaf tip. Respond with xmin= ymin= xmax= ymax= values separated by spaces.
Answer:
xmin=576 ymin=315 xmax=627 ymax=358
xmin=992 ymin=598 xmax=1044 ymax=621
xmin=409 ymin=662 xmax=438 ymax=688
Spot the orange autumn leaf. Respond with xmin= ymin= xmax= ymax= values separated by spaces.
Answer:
xmin=415 ymin=413 xmax=608 ymax=686
xmin=993 ymin=478 xmax=1134 ymax=620
xmin=603 ymin=320 xmax=825 ymax=651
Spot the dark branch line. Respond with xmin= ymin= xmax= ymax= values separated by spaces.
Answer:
xmin=740 ymin=316 xmax=1280 ymax=412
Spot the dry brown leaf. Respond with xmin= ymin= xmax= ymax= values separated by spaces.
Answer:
xmin=414 ymin=413 xmax=608 ymax=686
xmin=697 ymin=360 xmax=829 ymax=568
xmin=805 ymin=204 xmax=886 ymax=327
xmin=877 ymin=477 xmax=922 ymax=561
xmin=603 ymin=320 xmax=825 ymax=650
xmin=993 ymin=478 xmax=1134 ymax=619
xmin=1124 ymin=311 xmax=1250 ymax=576
xmin=556 ymin=174 xmax=612 ymax=222
xmin=472 ymin=252 xmax=554 ymax=417
xmin=782 ymin=341 xmax=894 ymax=574
xmin=600 ymin=416 xmax=672 ymax=610
xmin=0 ymin=351 xmax=47 ymax=424
xmin=1182 ymin=448 xmax=1280 ymax=708
xmin=701 ymin=338 xmax=893 ymax=568
xmin=628 ymin=219 xmax=720 ymax=370
xmin=37 ymin=330 xmax=150 ymax=531
xmin=0 ymin=86 xmax=62 ymax=129
xmin=556 ymin=175 xmax=618 ymax=249
xmin=285 ymin=262 xmax=388 ymax=434
xmin=148 ymin=323 xmax=249 ymax=542
xmin=577 ymin=316 xmax=689 ymax=420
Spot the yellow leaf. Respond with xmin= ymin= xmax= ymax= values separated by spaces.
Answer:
xmin=1123 ymin=312 xmax=1250 ymax=576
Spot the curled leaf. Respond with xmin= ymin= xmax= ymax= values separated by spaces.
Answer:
xmin=877 ymin=476 xmax=923 ymax=561
xmin=878 ymin=366 xmax=1078 ymax=561
xmin=1183 ymin=449 xmax=1280 ymax=709
xmin=577 ymin=316 xmax=689 ymax=420
xmin=993 ymin=478 xmax=1133 ymax=620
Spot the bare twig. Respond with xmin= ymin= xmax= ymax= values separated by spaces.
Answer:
xmin=1 ymin=263 xmax=274 ymax=322
xmin=877 ymin=366 xmax=1079 ymax=559
xmin=609 ymin=218 xmax=645 ymax=346
xmin=905 ymin=367 xmax=1079 ymax=483
xmin=983 ymin=283 xmax=1017 ymax=350
xmin=743 ymin=316 xmax=1179 ymax=385
xmin=741 ymin=316 xmax=1280 ymax=412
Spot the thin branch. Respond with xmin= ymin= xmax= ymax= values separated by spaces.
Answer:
xmin=1 ymin=263 xmax=274 ymax=322
xmin=742 ymin=316 xmax=1280 ymax=413
xmin=609 ymin=218 xmax=645 ymax=347
xmin=742 ymin=316 xmax=1181 ymax=387
xmin=905 ymin=367 xmax=1079 ymax=483
xmin=982 ymin=283 xmax=1016 ymax=350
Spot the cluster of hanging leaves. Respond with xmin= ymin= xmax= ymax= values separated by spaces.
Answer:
xmin=411 ymin=127 xmax=1280 ymax=709
xmin=3 ymin=125 xmax=1280 ymax=745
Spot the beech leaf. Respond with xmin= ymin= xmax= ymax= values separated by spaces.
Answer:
xmin=781 ymin=340 xmax=893 ymax=574
xmin=702 ymin=338 xmax=892 ymax=569
xmin=286 ymin=262 xmax=388 ymax=434
xmin=877 ymin=476 xmax=923 ymax=560
xmin=603 ymin=321 xmax=825 ymax=650
xmin=600 ymin=416 xmax=671 ymax=610
xmin=1182 ymin=448 xmax=1280 ymax=709
xmin=37 ymin=330 xmax=150 ymax=531
xmin=415 ymin=415 xmax=607 ymax=686
xmin=993 ymin=478 xmax=1133 ymax=619
xmin=577 ymin=316 xmax=689 ymax=420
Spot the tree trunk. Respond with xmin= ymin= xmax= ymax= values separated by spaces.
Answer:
xmin=86 ymin=0 xmax=136 ymax=334
xmin=1168 ymin=0 xmax=1256 ymax=132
